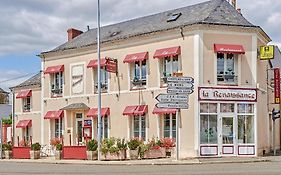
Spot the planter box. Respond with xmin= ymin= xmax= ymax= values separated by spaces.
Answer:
xmin=86 ymin=151 xmax=98 ymax=160
xmin=62 ymin=146 xmax=87 ymax=160
xmin=55 ymin=150 xmax=62 ymax=160
xmin=4 ymin=151 xmax=12 ymax=159
xmin=30 ymin=150 xmax=40 ymax=159
xmin=101 ymin=150 xmax=126 ymax=161
xmin=166 ymin=147 xmax=176 ymax=158
xmin=129 ymin=149 xmax=139 ymax=160
xmin=13 ymin=147 xmax=31 ymax=159
xmin=143 ymin=147 xmax=166 ymax=159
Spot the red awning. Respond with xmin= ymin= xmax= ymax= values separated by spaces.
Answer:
xmin=123 ymin=105 xmax=148 ymax=116
xmin=87 ymin=58 xmax=107 ymax=68
xmin=16 ymin=120 xmax=32 ymax=128
xmin=153 ymin=46 xmax=181 ymax=58
xmin=16 ymin=90 xmax=32 ymax=99
xmin=87 ymin=107 xmax=110 ymax=117
xmin=44 ymin=65 xmax=64 ymax=74
xmin=214 ymin=44 xmax=245 ymax=54
xmin=44 ymin=110 xmax=64 ymax=120
xmin=152 ymin=107 xmax=177 ymax=115
xmin=123 ymin=52 xmax=148 ymax=63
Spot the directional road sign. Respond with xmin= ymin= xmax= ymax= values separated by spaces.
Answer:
xmin=167 ymin=82 xmax=194 ymax=89
xmin=155 ymin=103 xmax=189 ymax=109
xmin=156 ymin=94 xmax=189 ymax=103
xmin=167 ymin=88 xmax=194 ymax=94
xmin=167 ymin=77 xmax=194 ymax=83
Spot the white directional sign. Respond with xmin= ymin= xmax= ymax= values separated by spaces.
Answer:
xmin=167 ymin=88 xmax=194 ymax=94
xmin=168 ymin=82 xmax=194 ymax=89
xmin=156 ymin=94 xmax=189 ymax=103
xmin=167 ymin=77 xmax=194 ymax=83
xmin=155 ymin=103 xmax=189 ymax=109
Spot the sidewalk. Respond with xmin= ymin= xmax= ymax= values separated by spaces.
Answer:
xmin=0 ymin=156 xmax=270 ymax=165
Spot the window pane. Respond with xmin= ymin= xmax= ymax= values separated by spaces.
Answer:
xmin=103 ymin=116 xmax=108 ymax=138
xmin=172 ymin=56 xmax=179 ymax=73
xmin=222 ymin=117 xmax=233 ymax=144
xmin=172 ymin=114 xmax=176 ymax=138
xmin=200 ymin=103 xmax=217 ymax=113
xmin=134 ymin=116 xmax=140 ymax=138
xmin=238 ymin=104 xmax=254 ymax=114
xmin=164 ymin=115 xmax=170 ymax=138
xmin=141 ymin=116 xmax=146 ymax=140
xmin=134 ymin=62 xmax=141 ymax=79
xmin=220 ymin=103 xmax=234 ymax=113
xmin=163 ymin=58 xmax=172 ymax=77
xmin=141 ymin=60 xmax=147 ymax=80
xmin=238 ymin=115 xmax=254 ymax=144
xmin=217 ymin=53 xmax=224 ymax=75
xmin=200 ymin=115 xmax=217 ymax=144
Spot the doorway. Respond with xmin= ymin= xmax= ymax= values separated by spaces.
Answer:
xmin=75 ymin=113 xmax=83 ymax=145
xmin=219 ymin=114 xmax=236 ymax=156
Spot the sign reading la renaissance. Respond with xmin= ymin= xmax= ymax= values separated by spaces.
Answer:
xmin=199 ymin=87 xmax=257 ymax=102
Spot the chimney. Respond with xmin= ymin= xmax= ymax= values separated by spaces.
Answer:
xmin=67 ymin=28 xmax=83 ymax=41
xmin=237 ymin=8 xmax=242 ymax=14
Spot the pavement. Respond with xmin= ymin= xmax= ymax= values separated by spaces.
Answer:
xmin=0 ymin=156 xmax=273 ymax=166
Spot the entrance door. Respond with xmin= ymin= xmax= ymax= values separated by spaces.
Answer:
xmin=219 ymin=115 xmax=236 ymax=156
xmin=76 ymin=113 xmax=83 ymax=145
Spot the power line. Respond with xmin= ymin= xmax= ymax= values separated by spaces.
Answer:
xmin=0 ymin=71 xmax=39 ymax=84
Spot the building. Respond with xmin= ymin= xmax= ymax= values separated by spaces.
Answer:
xmin=12 ymin=0 xmax=278 ymax=158
xmin=0 ymin=88 xmax=9 ymax=104
xmin=10 ymin=73 xmax=41 ymax=144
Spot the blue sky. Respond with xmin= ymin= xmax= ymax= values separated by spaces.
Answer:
xmin=0 ymin=0 xmax=281 ymax=91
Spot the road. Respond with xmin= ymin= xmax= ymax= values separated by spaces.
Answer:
xmin=0 ymin=161 xmax=281 ymax=175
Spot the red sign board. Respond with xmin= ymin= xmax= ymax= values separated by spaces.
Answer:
xmin=274 ymin=68 xmax=280 ymax=104
xmin=105 ymin=58 xmax=117 ymax=73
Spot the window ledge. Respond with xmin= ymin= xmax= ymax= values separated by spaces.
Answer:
xmin=130 ymin=87 xmax=146 ymax=91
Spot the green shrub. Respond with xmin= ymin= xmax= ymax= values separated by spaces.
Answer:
xmin=56 ymin=143 xmax=62 ymax=151
xmin=117 ymin=138 xmax=127 ymax=150
xmin=2 ymin=142 xmax=12 ymax=151
xmin=101 ymin=138 xmax=120 ymax=155
xmin=31 ymin=142 xmax=41 ymax=151
xmin=86 ymin=139 xmax=98 ymax=151
xmin=127 ymin=138 xmax=142 ymax=150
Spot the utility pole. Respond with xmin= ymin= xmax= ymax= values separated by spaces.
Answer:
xmin=97 ymin=0 xmax=102 ymax=161
xmin=0 ymin=117 xmax=2 ymax=159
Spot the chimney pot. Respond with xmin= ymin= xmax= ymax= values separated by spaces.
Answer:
xmin=237 ymin=8 xmax=242 ymax=14
xmin=67 ymin=28 xmax=83 ymax=41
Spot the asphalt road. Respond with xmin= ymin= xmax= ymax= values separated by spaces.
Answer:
xmin=0 ymin=161 xmax=281 ymax=175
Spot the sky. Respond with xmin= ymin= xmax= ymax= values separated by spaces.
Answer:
xmin=0 ymin=0 xmax=281 ymax=91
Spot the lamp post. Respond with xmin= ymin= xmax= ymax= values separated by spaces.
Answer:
xmin=97 ymin=0 xmax=102 ymax=161
xmin=0 ymin=117 xmax=2 ymax=159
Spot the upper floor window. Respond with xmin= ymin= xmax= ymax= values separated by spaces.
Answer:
xmin=51 ymin=72 xmax=63 ymax=97
xmin=23 ymin=97 xmax=31 ymax=112
xmin=94 ymin=68 xmax=109 ymax=93
xmin=71 ymin=64 xmax=84 ymax=95
xmin=131 ymin=60 xmax=147 ymax=89
xmin=160 ymin=55 xmax=180 ymax=86
xmin=217 ymin=53 xmax=238 ymax=85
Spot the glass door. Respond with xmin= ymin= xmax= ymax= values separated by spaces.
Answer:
xmin=76 ymin=113 xmax=83 ymax=145
xmin=220 ymin=115 xmax=236 ymax=156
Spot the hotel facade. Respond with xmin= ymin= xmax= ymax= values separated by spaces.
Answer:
xmin=11 ymin=0 xmax=280 ymax=158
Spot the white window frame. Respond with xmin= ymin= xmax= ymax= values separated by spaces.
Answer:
xmin=50 ymin=72 xmax=63 ymax=97
xmin=55 ymin=118 xmax=63 ymax=138
xmin=94 ymin=67 xmax=109 ymax=93
xmin=132 ymin=115 xmax=146 ymax=140
xmin=160 ymin=55 xmax=181 ymax=86
xmin=216 ymin=53 xmax=238 ymax=85
xmin=163 ymin=113 xmax=176 ymax=138
xmin=22 ymin=97 xmax=31 ymax=112
xmin=99 ymin=115 xmax=109 ymax=139
xmin=131 ymin=60 xmax=147 ymax=89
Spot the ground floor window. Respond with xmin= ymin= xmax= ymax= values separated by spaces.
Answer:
xmin=238 ymin=115 xmax=254 ymax=144
xmin=100 ymin=115 xmax=109 ymax=139
xmin=133 ymin=115 xmax=146 ymax=140
xmin=25 ymin=127 xmax=30 ymax=141
xmin=200 ymin=115 xmax=218 ymax=144
xmin=55 ymin=119 xmax=63 ymax=138
xmin=163 ymin=114 xmax=176 ymax=138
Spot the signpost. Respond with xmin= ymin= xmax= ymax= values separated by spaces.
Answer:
xmin=260 ymin=45 xmax=274 ymax=60
xmin=155 ymin=76 xmax=194 ymax=160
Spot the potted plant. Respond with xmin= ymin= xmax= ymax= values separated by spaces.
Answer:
xmin=86 ymin=139 xmax=98 ymax=160
xmin=127 ymin=138 xmax=142 ymax=160
xmin=50 ymin=138 xmax=62 ymax=160
xmin=55 ymin=143 xmax=63 ymax=160
xmin=2 ymin=142 xmax=13 ymax=159
xmin=142 ymin=138 xmax=165 ymax=159
xmin=161 ymin=138 xmax=176 ymax=157
xmin=30 ymin=142 xmax=41 ymax=159
xmin=116 ymin=138 xmax=127 ymax=160
xmin=101 ymin=138 xmax=121 ymax=161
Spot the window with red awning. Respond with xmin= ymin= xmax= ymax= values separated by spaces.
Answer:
xmin=214 ymin=44 xmax=245 ymax=54
xmin=123 ymin=52 xmax=148 ymax=63
xmin=153 ymin=46 xmax=181 ymax=59
xmin=152 ymin=107 xmax=177 ymax=115
xmin=16 ymin=120 xmax=32 ymax=128
xmin=87 ymin=107 xmax=110 ymax=117
xmin=87 ymin=58 xmax=107 ymax=68
xmin=44 ymin=110 xmax=64 ymax=120
xmin=44 ymin=65 xmax=64 ymax=74
xmin=16 ymin=90 xmax=32 ymax=99
xmin=123 ymin=105 xmax=148 ymax=116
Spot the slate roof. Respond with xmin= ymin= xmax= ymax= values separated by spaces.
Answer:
xmin=10 ymin=72 xmax=41 ymax=90
xmin=61 ymin=103 xmax=90 ymax=110
xmin=0 ymin=104 xmax=12 ymax=119
xmin=43 ymin=0 xmax=258 ymax=54
xmin=0 ymin=88 xmax=8 ymax=94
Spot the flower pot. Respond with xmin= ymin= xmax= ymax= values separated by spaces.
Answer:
xmin=165 ymin=147 xmax=176 ymax=158
xmin=4 ymin=151 xmax=12 ymax=159
xmin=86 ymin=151 xmax=98 ymax=160
xmin=101 ymin=150 xmax=126 ymax=161
xmin=143 ymin=147 xmax=166 ymax=159
xmin=30 ymin=150 xmax=40 ymax=159
xmin=55 ymin=150 xmax=62 ymax=160
xmin=129 ymin=149 xmax=139 ymax=160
